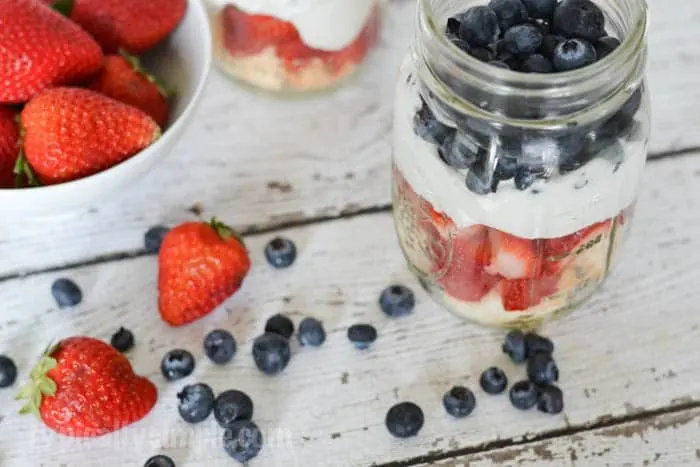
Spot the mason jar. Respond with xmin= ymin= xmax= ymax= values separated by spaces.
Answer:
xmin=206 ymin=0 xmax=382 ymax=95
xmin=392 ymin=0 xmax=649 ymax=329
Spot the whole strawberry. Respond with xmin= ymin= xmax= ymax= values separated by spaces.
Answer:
xmin=88 ymin=53 xmax=170 ymax=128
xmin=159 ymin=219 xmax=251 ymax=327
xmin=19 ymin=87 xmax=160 ymax=185
xmin=0 ymin=108 xmax=19 ymax=188
xmin=69 ymin=0 xmax=187 ymax=54
xmin=0 ymin=0 xmax=103 ymax=104
xmin=17 ymin=337 xmax=157 ymax=437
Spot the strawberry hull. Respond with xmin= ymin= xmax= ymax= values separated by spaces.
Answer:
xmin=393 ymin=167 xmax=632 ymax=329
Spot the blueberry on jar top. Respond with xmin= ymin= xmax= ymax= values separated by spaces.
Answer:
xmin=553 ymin=0 xmax=606 ymax=42
xmin=488 ymin=0 xmax=528 ymax=32
xmin=503 ymin=23 xmax=544 ymax=55
xmin=458 ymin=6 xmax=501 ymax=47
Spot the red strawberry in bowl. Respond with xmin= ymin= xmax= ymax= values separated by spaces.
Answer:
xmin=0 ymin=0 xmax=103 ymax=104
xmin=0 ymin=107 xmax=19 ymax=188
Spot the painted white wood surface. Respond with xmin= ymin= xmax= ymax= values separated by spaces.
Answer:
xmin=1 ymin=0 xmax=699 ymax=278
xmin=417 ymin=408 xmax=700 ymax=467
xmin=1 ymin=153 xmax=700 ymax=466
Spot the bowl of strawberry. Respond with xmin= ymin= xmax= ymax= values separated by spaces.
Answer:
xmin=0 ymin=0 xmax=212 ymax=214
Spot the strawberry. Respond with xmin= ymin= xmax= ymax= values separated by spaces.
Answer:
xmin=158 ymin=219 xmax=251 ymax=327
xmin=499 ymin=275 xmax=560 ymax=312
xmin=435 ymin=226 xmax=500 ymax=302
xmin=88 ymin=53 xmax=169 ymax=128
xmin=18 ymin=87 xmax=160 ymax=185
xmin=16 ymin=337 xmax=157 ymax=437
xmin=0 ymin=107 xmax=19 ymax=188
xmin=541 ymin=220 xmax=612 ymax=274
xmin=222 ymin=5 xmax=300 ymax=57
xmin=69 ymin=0 xmax=187 ymax=54
xmin=0 ymin=0 xmax=103 ymax=104
xmin=485 ymin=229 xmax=543 ymax=279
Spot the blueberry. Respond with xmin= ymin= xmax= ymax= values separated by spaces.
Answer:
xmin=110 ymin=327 xmax=134 ymax=353
xmin=298 ymin=317 xmax=326 ymax=347
xmin=204 ymin=329 xmax=237 ymax=364
xmin=557 ymin=133 xmax=592 ymax=173
xmin=214 ymin=389 xmax=254 ymax=428
xmin=379 ymin=284 xmax=415 ymax=318
xmin=177 ymin=383 xmax=215 ymax=424
xmin=504 ymin=24 xmax=544 ymax=55
xmin=525 ymin=332 xmax=555 ymax=356
xmin=514 ymin=167 xmax=538 ymax=190
xmin=553 ymin=0 xmax=606 ymax=42
xmin=385 ymin=402 xmax=424 ymax=438
xmin=540 ymin=34 xmax=565 ymax=58
xmin=458 ymin=6 xmax=501 ymax=48
xmin=161 ymin=349 xmax=195 ymax=381
xmin=488 ymin=60 xmax=510 ymax=69
xmin=265 ymin=237 xmax=297 ymax=269
xmin=439 ymin=131 xmax=482 ymax=169
xmin=442 ymin=386 xmax=476 ymax=418
xmin=414 ymin=100 xmax=454 ymax=146
xmin=521 ymin=54 xmax=553 ymax=73
xmin=0 ymin=355 xmax=17 ymax=388
xmin=144 ymin=225 xmax=170 ymax=254
xmin=51 ymin=278 xmax=82 ymax=308
xmin=527 ymin=352 xmax=560 ymax=385
xmin=528 ymin=18 xmax=551 ymax=35
xmin=522 ymin=0 xmax=558 ymax=19
xmin=265 ymin=314 xmax=295 ymax=339
xmin=144 ymin=455 xmax=175 ymax=467
xmin=465 ymin=160 xmax=493 ymax=195
xmin=596 ymin=36 xmax=620 ymax=59
xmin=537 ymin=385 xmax=564 ymax=414
xmin=469 ymin=47 xmax=495 ymax=62
xmin=347 ymin=324 xmax=377 ymax=349
xmin=480 ymin=367 xmax=508 ymax=394
xmin=446 ymin=16 xmax=462 ymax=36
xmin=223 ymin=421 xmax=263 ymax=463
xmin=597 ymin=88 xmax=643 ymax=139
xmin=252 ymin=333 xmax=291 ymax=375
xmin=488 ymin=0 xmax=528 ymax=31
xmin=494 ymin=155 xmax=518 ymax=180
xmin=552 ymin=39 xmax=597 ymax=71
xmin=448 ymin=35 xmax=472 ymax=53
xmin=502 ymin=330 xmax=527 ymax=363
xmin=509 ymin=380 xmax=538 ymax=410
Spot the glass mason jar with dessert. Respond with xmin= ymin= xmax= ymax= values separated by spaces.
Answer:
xmin=392 ymin=0 xmax=649 ymax=329
xmin=206 ymin=0 xmax=383 ymax=95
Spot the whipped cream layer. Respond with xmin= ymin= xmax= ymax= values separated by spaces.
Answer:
xmin=212 ymin=0 xmax=376 ymax=51
xmin=393 ymin=60 xmax=647 ymax=240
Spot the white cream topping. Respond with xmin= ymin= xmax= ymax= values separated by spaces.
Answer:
xmin=393 ymin=61 xmax=648 ymax=239
xmin=212 ymin=0 xmax=376 ymax=51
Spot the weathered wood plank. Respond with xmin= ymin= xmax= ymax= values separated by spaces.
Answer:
xmin=415 ymin=408 xmax=700 ymax=467
xmin=1 ymin=154 xmax=700 ymax=466
xmin=0 ymin=0 xmax=699 ymax=277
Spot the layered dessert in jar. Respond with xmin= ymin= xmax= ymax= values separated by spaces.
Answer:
xmin=392 ymin=0 xmax=649 ymax=329
xmin=207 ymin=0 xmax=382 ymax=93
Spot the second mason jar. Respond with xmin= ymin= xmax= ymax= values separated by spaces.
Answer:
xmin=392 ymin=0 xmax=650 ymax=329
xmin=206 ymin=0 xmax=382 ymax=95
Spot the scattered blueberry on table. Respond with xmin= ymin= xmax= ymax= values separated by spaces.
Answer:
xmin=525 ymin=332 xmax=555 ymax=356
xmin=379 ymin=284 xmax=416 ymax=318
xmin=298 ymin=317 xmax=326 ymax=347
xmin=442 ymin=386 xmax=477 ymax=418
xmin=161 ymin=349 xmax=196 ymax=381
xmin=177 ymin=383 xmax=215 ymax=424
xmin=214 ymin=390 xmax=254 ymax=428
xmin=502 ymin=329 xmax=528 ymax=363
xmin=537 ymin=384 xmax=565 ymax=414
xmin=204 ymin=329 xmax=237 ymax=364
xmin=265 ymin=313 xmax=295 ymax=339
xmin=144 ymin=225 xmax=170 ymax=254
xmin=347 ymin=324 xmax=378 ymax=350
xmin=480 ymin=367 xmax=509 ymax=395
xmin=385 ymin=402 xmax=425 ymax=438
xmin=0 ymin=355 xmax=17 ymax=388
xmin=110 ymin=327 xmax=135 ymax=353
xmin=527 ymin=351 xmax=560 ymax=385
xmin=252 ymin=333 xmax=291 ymax=375
xmin=51 ymin=278 xmax=82 ymax=308
xmin=223 ymin=420 xmax=264 ymax=462
xmin=509 ymin=380 xmax=539 ymax=410
xmin=144 ymin=455 xmax=176 ymax=467
xmin=264 ymin=237 xmax=297 ymax=269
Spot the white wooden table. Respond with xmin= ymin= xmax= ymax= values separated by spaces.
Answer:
xmin=1 ymin=1 xmax=700 ymax=466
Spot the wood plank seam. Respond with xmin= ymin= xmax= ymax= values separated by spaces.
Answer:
xmin=372 ymin=399 xmax=700 ymax=467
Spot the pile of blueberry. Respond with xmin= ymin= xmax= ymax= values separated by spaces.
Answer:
xmin=412 ymin=0 xmax=642 ymax=195
xmin=385 ymin=329 xmax=563 ymax=439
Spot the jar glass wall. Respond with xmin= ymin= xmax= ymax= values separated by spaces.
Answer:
xmin=206 ymin=0 xmax=383 ymax=95
xmin=392 ymin=0 xmax=650 ymax=329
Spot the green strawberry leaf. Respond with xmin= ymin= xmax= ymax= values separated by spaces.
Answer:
xmin=50 ymin=0 xmax=75 ymax=17
xmin=118 ymin=49 xmax=172 ymax=98
xmin=210 ymin=217 xmax=246 ymax=246
xmin=16 ymin=342 xmax=60 ymax=418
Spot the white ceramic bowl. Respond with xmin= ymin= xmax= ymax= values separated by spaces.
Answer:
xmin=0 ymin=0 xmax=212 ymax=215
